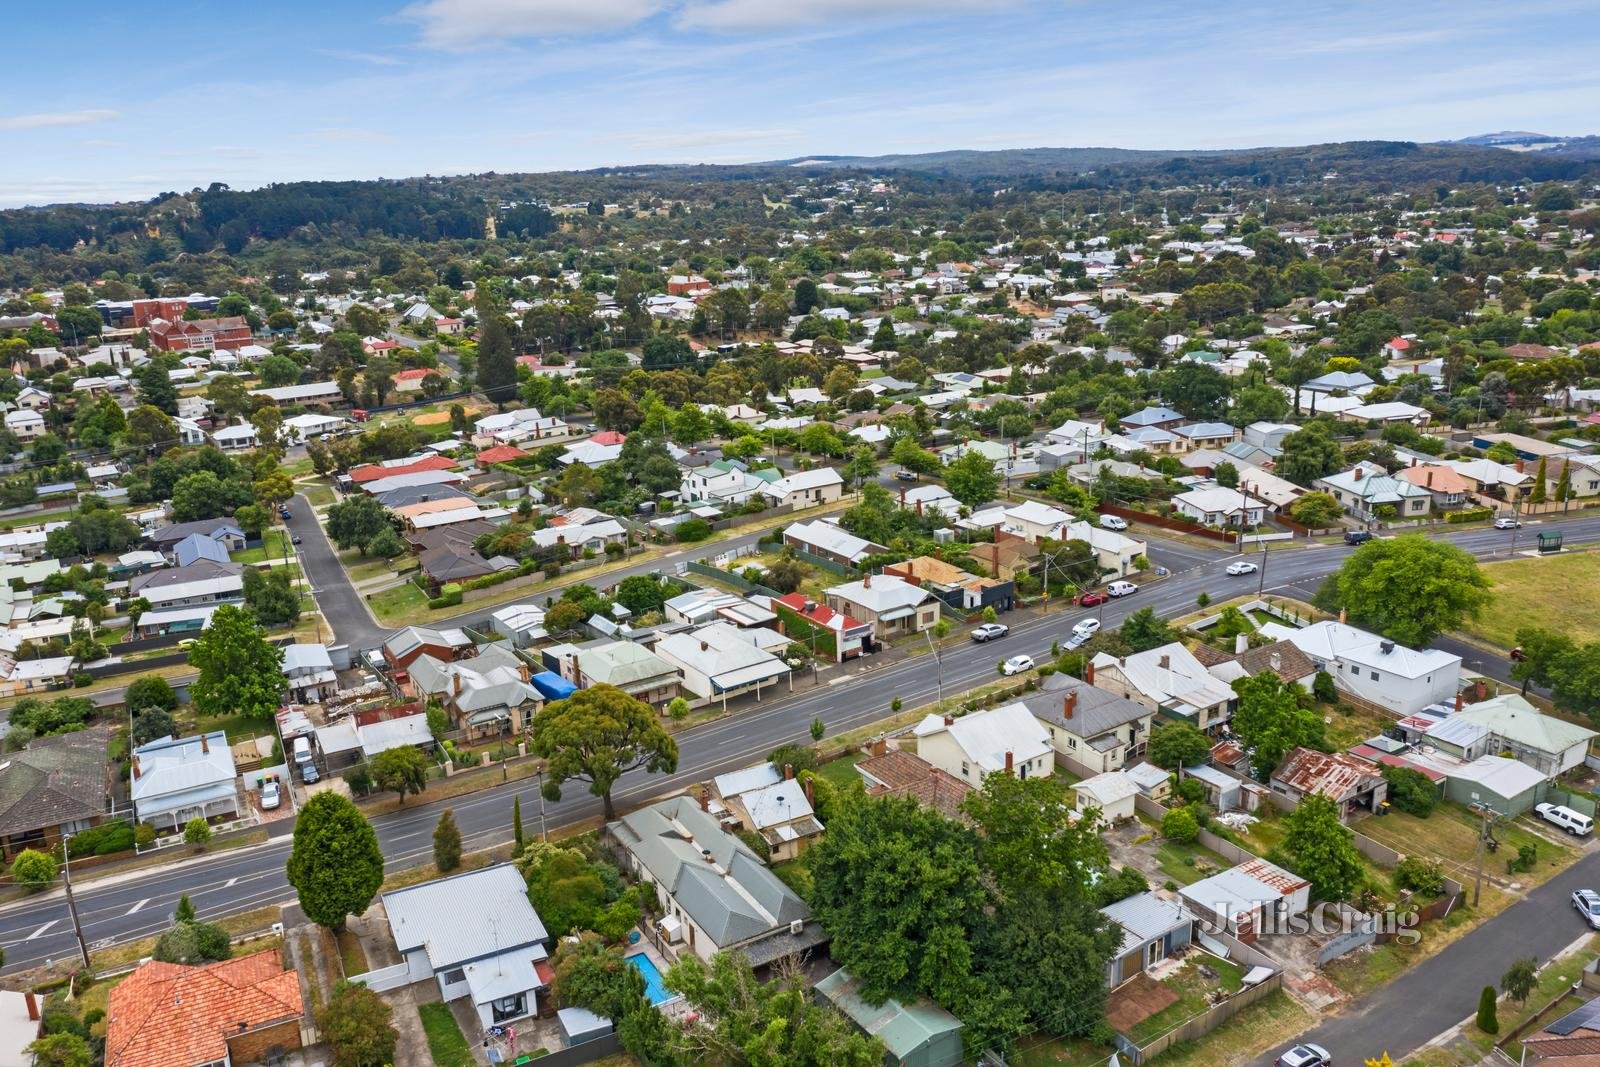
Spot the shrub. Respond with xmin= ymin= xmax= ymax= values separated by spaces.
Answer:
xmin=66 ymin=819 xmax=134 ymax=858
xmin=1507 ymin=843 xmax=1537 ymax=875
xmin=1382 ymin=765 xmax=1438 ymax=817
xmin=1394 ymin=856 xmax=1445 ymax=896
xmin=1161 ymin=807 xmax=1200 ymax=843
xmin=134 ymin=823 xmax=157 ymax=848
xmin=74 ymin=672 xmax=92 ymax=687
xmin=1312 ymin=670 xmax=1337 ymax=704
xmin=1446 ymin=507 xmax=1494 ymax=525
xmin=11 ymin=849 xmax=58 ymax=889
xmin=1174 ymin=777 xmax=1206 ymax=806
xmin=675 ymin=518 xmax=713 ymax=543
xmin=184 ymin=818 xmax=212 ymax=848
xmin=126 ymin=675 xmax=178 ymax=712
xmin=1476 ymin=985 xmax=1499 ymax=1034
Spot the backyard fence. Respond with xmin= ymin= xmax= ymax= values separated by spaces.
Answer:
xmin=1097 ymin=503 xmax=1239 ymax=545
xmin=1113 ymin=972 xmax=1283 ymax=1065
xmin=684 ymin=560 xmax=782 ymax=598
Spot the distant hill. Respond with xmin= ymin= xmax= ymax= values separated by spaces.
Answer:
xmin=1450 ymin=131 xmax=1600 ymax=160
xmin=765 ymin=146 xmax=1239 ymax=179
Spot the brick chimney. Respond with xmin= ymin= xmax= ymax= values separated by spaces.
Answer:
xmin=870 ymin=738 xmax=887 ymax=758
xmin=698 ymin=788 xmax=709 ymax=812
xmin=453 ymin=673 xmax=463 ymax=696
xmin=898 ymin=487 xmax=906 ymax=505
xmin=784 ymin=763 xmax=794 ymax=780
xmin=1085 ymin=661 xmax=1095 ymax=685
xmin=862 ymin=574 xmax=871 ymax=588
xmin=1425 ymin=471 xmax=1433 ymax=488
xmin=1338 ymin=608 xmax=1347 ymax=624
xmin=200 ymin=733 xmax=209 ymax=754
xmin=700 ymin=640 xmax=709 ymax=652
xmin=131 ymin=755 xmax=141 ymax=780
xmin=1516 ymin=460 xmax=1525 ymax=474
xmin=1064 ymin=691 xmax=1077 ymax=719
xmin=1455 ymin=692 xmax=1464 ymax=713
xmin=943 ymin=715 xmax=953 ymax=726
xmin=803 ymin=776 xmax=814 ymax=806
xmin=1158 ymin=654 xmax=1170 ymax=670
xmin=1005 ymin=750 xmax=1014 ymax=774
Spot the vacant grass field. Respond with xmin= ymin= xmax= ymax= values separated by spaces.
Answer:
xmin=1148 ymin=990 xmax=1311 ymax=1067
xmin=1466 ymin=552 xmax=1600 ymax=648
xmin=1013 ymin=1036 xmax=1117 ymax=1067
xmin=418 ymin=1002 xmax=475 ymax=1067
xmin=1153 ymin=839 xmax=1232 ymax=887
xmin=368 ymin=580 xmax=428 ymax=622
xmin=1353 ymin=802 xmax=1575 ymax=887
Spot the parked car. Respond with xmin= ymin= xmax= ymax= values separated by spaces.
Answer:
xmin=1275 ymin=1045 xmax=1330 ymax=1067
xmin=1510 ymin=646 xmax=1527 ymax=662
xmin=1000 ymin=654 xmax=1035 ymax=676
xmin=970 ymin=623 xmax=1009 ymax=643
xmin=1225 ymin=561 xmax=1259 ymax=576
xmin=894 ymin=469 xmax=918 ymax=482
xmin=1099 ymin=514 xmax=1129 ymax=531
xmin=1536 ymin=802 xmax=1594 ymax=836
xmin=299 ymin=760 xmax=321 ymax=785
xmin=1494 ymin=516 xmax=1522 ymax=529
xmin=1077 ymin=591 xmax=1108 ymax=607
xmin=1573 ymin=889 xmax=1600 ymax=929
xmin=1106 ymin=580 xmax=1137 ymax=597
xmin=1343 ymin=530 xmax=1373 ymax=545
xmin=1072 ymin=618 xmax=1101 ymax=638
xmin=260 ymin=780 xmax=282 ymax=810
xmin=291 ymin=534 xmax=303 ymax=545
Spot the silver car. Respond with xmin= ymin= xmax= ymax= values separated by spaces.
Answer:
xmin=1573 ymin=889 xmax=1600 ymax=929
xmin=1275 ymin=1044 xmax=1330 ymax=1067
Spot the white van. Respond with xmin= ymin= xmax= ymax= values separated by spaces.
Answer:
xmin=1535 ymin=802 xmax=1594 ymax=836
xmin=292 ymin=736 xmax=314 ymax=768
xmin=1106 ymin=580 xmax=1138 ymax=598
xmin=1099 ymin=514 xmax=1129 ymax=531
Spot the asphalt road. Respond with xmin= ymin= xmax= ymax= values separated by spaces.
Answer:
xmin=1248 ymin=848 xmax=1600 ymax=1065
xmin=6 ymin=514 xmax=1600 ymax=974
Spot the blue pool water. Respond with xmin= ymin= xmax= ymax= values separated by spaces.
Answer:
xmin=627 ymin=953 xmax=674 ymax=1005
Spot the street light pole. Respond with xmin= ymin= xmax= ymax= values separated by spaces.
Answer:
xmin=60 ymin=833 xmax=91 ymax=970
xmin=923 ymin=630 xmax=944 ymax=709
xmin=1256 ymin=542 xmax=1268 ymax=597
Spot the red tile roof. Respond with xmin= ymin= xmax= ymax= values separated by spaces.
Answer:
xmin=394 ymin=368 xmax=433 ymax=381
xmin=475 ymin=445 xmax=528 ymax=464
xmin=589 ymin=431 xmax=627 ymax=445
xmin=106 ymin=950 xmax=303 ymax=1067
xmin=1387 ymin=336 xmax=1411 ymax=351
xmin=773 ymin=592 xmax=867 ymax=633
xmin=349 ymin=454 xmax=459 ymax=483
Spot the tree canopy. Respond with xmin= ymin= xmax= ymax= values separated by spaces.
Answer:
xmin=187 ymin=604 xmax=284 ymax=721
xmin=286 ymin=792 xmax=385 ymax=930
xmin=1316 ymin=535 xmax=1492 ymax=646
xmin=529 ymin=684 xmax=679 ymax=820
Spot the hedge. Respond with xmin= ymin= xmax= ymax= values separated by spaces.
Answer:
xmin=66 ymin=819 xmax=135 ymax=858
xmin=1445 ymin=507 xmax=1494 ymax=524
xmin=428 ymin=584 xmax=464 ymax=609
xmin=772 ymin=602 xmax=837 ymax=659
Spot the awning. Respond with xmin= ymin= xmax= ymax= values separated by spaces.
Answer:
xmin=467 ymin=709 xmax=512 ymax=726
xmin=877 ymin=606 xmax=917 ymax=623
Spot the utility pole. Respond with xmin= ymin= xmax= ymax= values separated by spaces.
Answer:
xmin=61 ymin=833 xmax=91 ymax=970
xmin=1472 ymin=804 xmax=1501 ymax=908
xmin=1256 ymin=542 xmax=1269 ymax=596
xmin=924 ymin=630 xmax=944 ymax=709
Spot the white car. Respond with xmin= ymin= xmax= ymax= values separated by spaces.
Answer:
xmin=1573 ymin=889 xmax=1600 ymax=929
xmin=1275 ymin=1045 xmax=1330 ymax=1067
xmin=1000 ymin=654 xmax=1035 ymax=676
xmin=1494 ymin=516 xmax=1521 ymax=529
xmin=1106 ymin=580 xmax=1137 ymax=597
xmin=260 ymin=780 xmax=282 ymax=811
xmin=1099 ymin=514 xmax=1129 ymax=531
xmin=1072 ymin=618 xmax=1101 ymax=638
xmin=1226 ymin=561 xmax=1258 ymax=576
xmin=970 ymin=623 xmax=1010 ymax=643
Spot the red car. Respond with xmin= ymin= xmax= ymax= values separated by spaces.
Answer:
xmin=1078 ymin=591 xmax=1108 ymax=607
xmin=1510 ymin=647 xmax=1527 ymax=662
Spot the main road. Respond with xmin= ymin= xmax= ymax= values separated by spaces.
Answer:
xmin=5 ymin=514 xmax=1599 ymax=974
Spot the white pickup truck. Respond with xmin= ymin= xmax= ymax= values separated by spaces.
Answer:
xmin=1535 ymin=802 xmax=1594 ymax=836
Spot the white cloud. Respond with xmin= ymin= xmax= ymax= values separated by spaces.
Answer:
xmin=403 ymin=0 xmax=665 ymax=47
xmin=675 ymin=0 xmax=1012 ymax=32
xmin=0 ymin=109 xmax=118 ymax=131
xmin=618 ymin=127 xmax=800 ymax=151
xmin=316 ymin=48 xmax=404 ymax=65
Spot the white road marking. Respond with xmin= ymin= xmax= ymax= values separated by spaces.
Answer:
xmin=26 ymin=920 xmax=58 ymax=940
xmin=125 ymin=898 xmax=148 ymax=915
xmin=225 ymin=877 xmax=238 ymax=888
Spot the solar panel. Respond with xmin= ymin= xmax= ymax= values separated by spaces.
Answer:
xmin=1542 ymin=997 xmax=1600 ymax=1035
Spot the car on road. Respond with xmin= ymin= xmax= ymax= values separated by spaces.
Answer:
xmin=1494 ymin=516 xmax=1522 ymax=529
xmin=1106 ymin=580 xmax=1137 ymax=597
xmin=894 ymin=469 xmax=918 ymax=482
xmin=260 ymin=779 xmax=282 ymax=810
xmin=970 ymin=623 xmax=1009 ymax=642
xmin=291 ymin=534 xmax=303 ymax=545
xmin=1000 ymin=654 xmax=1035 ymax=676
xmin=1077 ymin=591 xmax=1108 ymax=607
xmin=1510 ymin=646 xmax=1527 ymax=662
xmin=1225 ymin=561 xmax=1259 ymax=576
xmin=1573 ymin=889 xmax=1600 ymax=929
xmin=1275 ymin=1044 xmax=1330 ymax=1067
xmin=1343 ymin=530 xmax=1373 ymax=545
xmin=1072 ymin=618 xmax=1101 ymax=638
xmin=1099 ymin=514 xmax=1128 ymax=531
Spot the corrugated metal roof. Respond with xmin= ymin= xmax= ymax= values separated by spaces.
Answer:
xmin=384 ymin=864 xmax=549 ymax=970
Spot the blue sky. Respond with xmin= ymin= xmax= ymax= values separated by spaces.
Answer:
xmin=2 ymin=0 xmax=1597 ymax=207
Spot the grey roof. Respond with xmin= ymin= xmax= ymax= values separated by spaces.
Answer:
xmin=173 ymin=532 xmax=231 ymax=567
xmin=1025 ymin=673 xmax=1149 ymax=740
xmin=611 ymin=795 xmax=808 ymax=950
xmin=130 ymin=559 xmax=241 ymax=594
xmin=383 ymin=863 xmax=549 ymax=970
xmin=0 ymin=725 xmax=111 ymax=836
xmin=1100 ymin=890 xmax=1193 ymax=955
xmin=148 ymin=518 xmax=244 ymax=546
xmin=375 ymin=484 xmax=475 ymax=509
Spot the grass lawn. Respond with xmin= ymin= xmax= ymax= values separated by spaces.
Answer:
xmin=1128 ymin=955 xmax=1246 ymax=1045
xmin=1149 ymin=990 xmax=1311 ymax=1067
xmin=188 ymin=709 xmax=272 ymax=745
xmin=1365 ymin=802 xmax=1575 ymax=881
xmin=1013 ymin=1036 xmax=1117 ymax=1067
xmin=342 ymin=554 xmax=396 ymax=583
xmin=418 ymin=1002 xmax=476 ymax=1067
xmin=817 ymin=751 xmax=864 ymax=789
xmin=1153 ymin=839 xmax=1232 ymax=887
xmin=299 ymin=483 xmax=335 ymax=508
xmin=1321 ymin=703 xmax=1401 ymax=752
xmin=233 ymin=531 xmax=294 ymax=565
xmin=368 ymin=580 xmax=428 ymax=622
xmin=1467 ymin=552 xmax=1600 ymax=648
xmin=1493 ymin=937 xmax=1600 ymax=1060
xmin=335 ymin=927 xmax=369 ymax=978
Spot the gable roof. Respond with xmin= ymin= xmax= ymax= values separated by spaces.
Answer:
xmin=1272 ymin=747 xmax=1383 ymax=799
xmin=914 ymin=703 xmax=1052 ymax=774
xmin=1454 ymin=693 xmax=1597 ymax=754
xmin=384 ymin=864 xmax=549 ymax=970
xmin=105 ymin=950 xmax=303 ymax=1067
xmin=855 ymin=749 xmax=972 ymax=820
xmin=1018 ymin=673 xmax=1149 ymax=739
xmin=0 ymin=725 xmax=111 ymax=836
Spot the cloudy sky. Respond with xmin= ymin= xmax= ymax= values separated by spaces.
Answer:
xmin=2 ymin=0 xmax=1597 ymax=207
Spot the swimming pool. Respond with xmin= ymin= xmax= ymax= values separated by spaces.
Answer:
xmin=626 ymin=953 xmax=675 ymax=1005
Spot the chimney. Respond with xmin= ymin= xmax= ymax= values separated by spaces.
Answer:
xmin=1338 ymin=608 xmax=1347 ymax=624
xmin=200 ymin=733 xmax=209 ymax=754
xmin=803 ymin=776 xmax=814 ymax=806
xmin=1235 ymin=632 xmax=1249 ymax=655
xmin=132 ymin=755 xmax=141 ymax=780
xmin=25 ymin=992 xmax=39 ymax=1022
xmin=1158 ymin=654 xmax=1170 ymax=670
xmin=784 ymin=763 xmax=794 ymax=780
xmin=700 ymin=640 xmax=709 ymax=652
xmin=1270 ymin=652 xmax=1281 ymax=671
xmin=1085 ymin=661 xmax=1095 ymax=685
xmin=518 ymin=665 xmax=530 ymax=683
xmin=916 ymin=500 xmax=923 ymax=517
xmin=1005 ymin=750 xmax=1014 ymax=774
xmin=698 ymin=788 xmax=709 ymax=812
xmin=1425 ymin=471 xmax=1433 ymax=488
xmin=1455 ymin=692 xmax=1464 ymax=714
xmin=453 ymin=673 xmax=463 ymax=696
xmin=943 ymin=715 xmax=954 ymax=726
xmin=899 ymin=487 xmax=906 ymax=504
xmin=862 ymin=575 xmax=871 ymax=588
xmin=1516 ymin=460 xmax=1525 ymax=474
xmin=1064 ymin=691 xmax=1077 ymax=719
xmin=871 ymin=738 xmax=887 ymax=758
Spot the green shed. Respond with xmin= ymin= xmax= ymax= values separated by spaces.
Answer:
xmin=815 ymin=967 xmax=964 ymax=1067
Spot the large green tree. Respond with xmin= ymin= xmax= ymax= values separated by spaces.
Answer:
xmin=1317 ymin=535 xmax=1491 ymax=646
xmin=476 ymin=289 xmax=517 ymax=404
xmin=1148 ymin=721 xmax=1212 ymax=770
xmin=187 ymin=604 xmax=284 ymax=721
xmin=1283 ymin=793 xmax=1366 ymax=902
xmin=370 ymin=746 xmax=430 ymax=804
xmin=529 ymin=684 xmax=679 ymax=820
xmin=943 ymin=449 xmax=999 ymax=506
xmin=1229 ymin=670 xmax=1325 ymax=778
xmin=242 ymin=566 xmax=301 ymax=626
xmin=1277 ymin=423 xmax=1345 ymax=486
xmin=325 ymin=495 xmax=393 ymax=554
xmin=287 ymin=792 xmax=385 ymax=930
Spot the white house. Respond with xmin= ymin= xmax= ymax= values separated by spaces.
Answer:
xmin=489 ymin=603 xmax=548 ymax=647
xmin=1073 ymin=770 xmax=1140 ymax=823
xmin=1000 ymin=500 xmax=1072 ymax=543
xmin=1261 ymin=619 xmax=1459 ymax=715
xmin=762 ymin=467 xmax=845 ymax=509
xmin=381 ymin=865 xmax=551 ymax=1029
xmin=1089 ymin=643 xmax=1238 ymax=732
xmin=914 ymin=704 xmax=1054 ymax=783
xmin=130 ymin=732 xmax=240 ymax=831
xmin=653 ymin=622 xmax=792 ymax=705
xmin=1062 ymin=520 xmax=1147 ymax=577
xmin=282 ymin=643 xmax=337 ymax=703
xmin=1171 ymin=487 xmax=1267 ymax=528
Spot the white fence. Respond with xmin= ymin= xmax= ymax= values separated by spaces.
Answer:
xmin=347 ymin=961 xmax=413 ymax=993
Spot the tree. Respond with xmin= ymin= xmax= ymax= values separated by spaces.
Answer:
xmin=371 ymin=746 xmax=430 ymax=804
xmin=1530 ymin=455 xmax=1549 ymax=504
xmin=614 ymin=574 xmax=668 ymax=615
xmin=664 ymin=951 xmax=886 ymax=1067
xmin=170 ymin=471 xmax=228 ymax=522
xmin=175 ymin=893 xmax=197 ymax=922
xmin=127 ymin=674 xmax=178 ymax=712
xmin=1148 ymin=721 xmax=1211 ymax=770
xmin=1214 ymin=461 xmax=1239 ymax=488
xmin=1289 ymin=491 xmax=1344 ymax=528
xmin=11 ymin=849 xmax=57 ymax=889
xmin=513 ymin=795 xmax=524 ymax=852
xmin=326 ymin=496 xmax=392 ymax=554
xmin=476 ymin=290 xmax=517 ymax=404
xmin=1161 ymin=363 xmax=1231 ymax=420
xmin=794 ymin=278 xmax=820 ymax=314
xmin=1283 ymin=794 xmax=1365 ymax=902
xmin=1120 ymin=607 xmax=1174 ymax=653
xmin=154 ymin=919 xmax=232 ymax=963
xmin=433 ymin=809 xmax=462 ymax=872
xmin=671 ymin=404 xmax=710 ymax=446
xmin=944 ymin=449 xmax=999 ymax=506
xmin=667 ymin=695 xmax=690 ymax=721
xmin=530 ymin=684 xmax=679 ymax=820
xmin=318 ymin=982 xmax=399 ymax=1067
xmin=188 ymin=604 xmax=284 ymax=721
xmin=184 ymin=817 xmax=212 ymax=848
xmin=842 ymin=446 xmax=879 ymax=491
xmin=136 ymin=362 xmax=178 ymax=414
xmin=243 ymin=566 xmax=301 ymax=626
xmin=1161 ymin=806 xmax=1200 ymax=842
xmin=553 ymin=933 xmax=641 ymax=1018
xmin=26 ymin=1034 xmax=93 ymax=1067
xmin=1501 ymin=958 xmax=1538 ymax=1004
xmin=1319 ymin=535 xmax=1491 ymax=646
xmin=811 ymin=716 xmax=826 ymax=743
xmin=287 ymin=792 xmax=385 ymax=930
xmin=890 ymin=434 xmax=941 ymax=475
xmin=1382 ymin=765 xmax=1437 ymax=817
xmin=1476 ymin=985 xmax=1499 ymax=1034
xmin=258 ymin=353 xmax=303 ymax=388
xmin=1277 ymin=424 xmax=1345 ymax=485
xmin=1230 ymin=671 xmax=1324 ymax=779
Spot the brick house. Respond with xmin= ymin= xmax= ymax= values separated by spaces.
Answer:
xmin=105 ymin=950 xmax=305 ymax=1067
